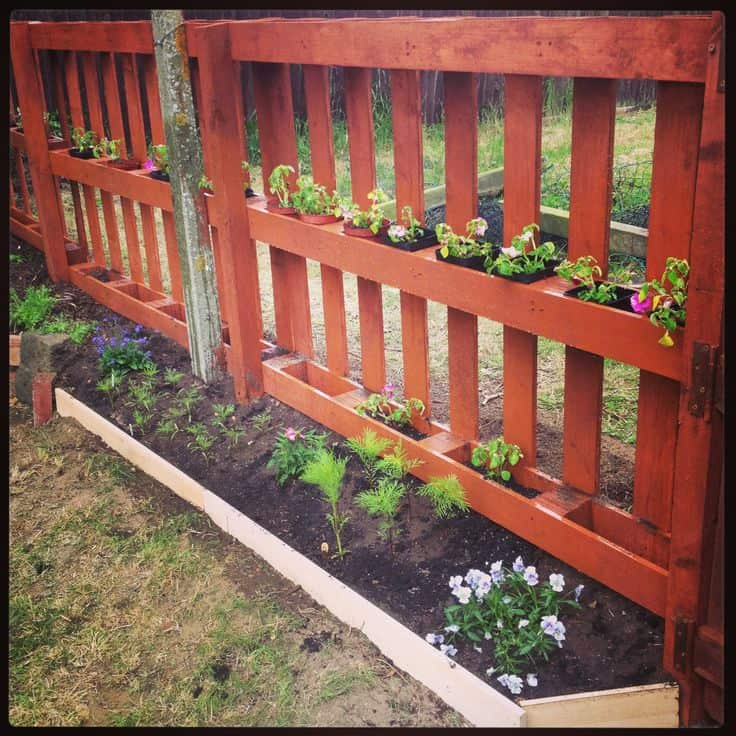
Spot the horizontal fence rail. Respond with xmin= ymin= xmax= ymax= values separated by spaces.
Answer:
xmin=10 ymin=14 xmax=723 ymax=726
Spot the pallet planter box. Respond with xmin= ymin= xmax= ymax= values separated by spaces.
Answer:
xmin=343 ymin=218 xmax=390 ymax=239
xmin=563 ymin=283 xmax=638 ymax=312
xmin=379 ymin=227 xmax=438 ymax=252
xmin=53 ymin=379 xmax=679 ymax=728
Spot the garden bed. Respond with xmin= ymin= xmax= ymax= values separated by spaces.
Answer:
xmin=10 ymin=236 xmax=673 ymax=721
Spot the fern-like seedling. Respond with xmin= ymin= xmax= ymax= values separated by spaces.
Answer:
xmin=267 ymin=427 xmax=327 ymax=486
xmin=375 ymin=441 xmax=423 ymax=480
xmin=417 ymin=475 xmax=469 ymax=519
xmin=300 ymin=450 xmax=349 ymax=559
xmin=344 ymin=429 xmax=393 ymax=486
xmin=355 ymin=478 xmax=406 ymax=553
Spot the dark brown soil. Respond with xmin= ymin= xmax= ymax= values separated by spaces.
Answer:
xmin=11 ymin=236 xmax=668 ymax=702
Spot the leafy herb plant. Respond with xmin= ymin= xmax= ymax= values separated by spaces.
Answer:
xmin=555 ymin=255 xmax=620 ymax=304
xmin=92 ymin=321 xmax=154 ymax=378
xmin=71 ymin=127 xmax=98 ymax=153
xmin=355 ymin=382 xmax=426 ymax=428
xmin=341 ymin=188 xmax=389 ymax=233
xmin=300 ymin=450 xmax=350 ymax=559
xmin=145 ymin=144 xmax=169 ymax=174
xmin=9 ymin=285 xmax=58 ymax=332
xmin=436 ymin=217 xmax=491 ymax=259
xmin=268 ymin=164 xmax=295 ymax=207
xmin=40 ymin=317 xmax=96 ymax=346
xmin=417 ymin=475 xmax=469 ymax=519
xmin=267 ymin=427 xmax=328 ymax=486
xmin=291 ymin=175 xmax=341 ymax=216
xmin=471 ymin=437 xmax=522 ymax=484
xmin=344 ymin=429 xmax=393 ymax=487
xmin=386 ymin=205 xmax=425 ymax=243
xmin=355 ymin=478 xmax=405 ymax=553
xmin=487 ymin=223 xmax=557 ymax=276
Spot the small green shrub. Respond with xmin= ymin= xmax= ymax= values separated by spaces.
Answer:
xmin=40 ymin=317 xmax=97 ymax=346
xmin=9 ymin=285 xmax=57 ymax=331
xmin=355 ymin=478 xmax=405 ymax=552
xmin=471 ymin=438 xmax=522 ymax=484
xmin=417 ymin=475 xmax=469 ymax=519
xmin=267 ymin=427 xmax=328 ymax=486
xmin=344 ymin=429 xmax=393 ymax=486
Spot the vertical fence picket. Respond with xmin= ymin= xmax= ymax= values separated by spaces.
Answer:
xmin=344 ymin=66 xmax=385 ymax=392
xmin=502 ymin=75 xmax=542 ymax=465
xmin=444 ymin=71 xmax=479 ymax=439
xmin=303 ymin=64 xmax=350 ymax=376
xmin=391 ymin=68 xmax=431 ymax=422
xmin=252 ymin=61 xmax=314 ymax=358
xmin=561 ymin=78 xmax=616 ymax=494
xmin=632 ymin=82 xmax=704 ymax=564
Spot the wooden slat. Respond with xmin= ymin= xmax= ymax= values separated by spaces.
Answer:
xmin=80 ymin=51 xmax=125 ymax=274
xmin=252 ymin=61 xmax=313 ymax=357
xmin=444 ymin=71 xmax=479 ymax=440
xmin=560 ymin=78 xmax=616 ymax=495
xmin=303 ymin=64 xmax=349 ymax=376
xmin=10 ymin=23 xmax=69 ymax=281
xmin=345 ymin=66 xmax=385 ymax=391
xmin=664 ymin=12 xmax=724 ymax=726
xmin=633 ymin=82 xmax=703 ymax=547
xmin=13 ymin=149 xmax=32 ymax=216
xmin=29 ymin=21 xmax=155 ymax=55
xmin=194 ymin=22 xmax=265 ymax=399
xmin=228 ymin=16 xmax=710 ymax=82
xmin=392 ymin=68 xmax=430 ymax=419
xmin=502 ymin=75 xmax=543 ymax=462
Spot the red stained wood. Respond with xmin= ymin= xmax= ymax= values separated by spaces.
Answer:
xmin=10 ymin=23 xmax=69 ymax=281
xmin=32 ymin=371 xmax=56 ymax=427
xmin=561 ymin=78 xmax=616 ymax=495
xmin=30 ymin=21 xmax=154 ymax=54
xmin=228 ymin=16 xmax=710 ymax=82
xmin=356 ymin=278 xmax=386 ymax=392
xmin=503 ymin=75 xmax=543 ymax=464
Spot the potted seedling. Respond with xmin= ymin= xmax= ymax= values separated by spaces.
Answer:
xmin=69 ymin=127 xmax=98 ymax=159
xmin=291 ymin=175 xmax=342 ymax=224
xmin=43 ymin=110 xmax=67 ymax=150
xmin=241 ymin=160 xmax=256 ymax=198
xmin=380 ymin=205 xmax=438 ymax=252
xmin=435 ymin=217 xmax=495 ymax=271
xmin=266 ymin=163 xmax=297 ymax=214
xmin=145 ymin=143 xmax=170 ymax=181
xmin=629 ymin=257 xmax=688 ymax=347
xmin=471 ymin=437 xmax=523 ymax=485
xmin=555 ymin=255 xmax=636 ymax=309
xmin=93 ymin=138 xmax=141 ymax=170
xmin=341 ymin=188 xmax=390 ymax=238
xmin=487 ymin=223 xmax=561 ymax=283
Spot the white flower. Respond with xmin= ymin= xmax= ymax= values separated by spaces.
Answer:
xmin=440 ymin=644 xmax=457 ymax=657
xmin=486 ymin=666 xmax=496 ymax=676
xmin=518 ymin=619 xmax=529 ymax=629
xmin=506 ymin=675 xmax=524 ymax=694
xmin=502 ymin=595 xmax=512 ymax=605
xmin=454 ymin=586 xmax=472 ymax=604
xmin=425 ymin=632 xmax=444 ymax=645
xmin=523 ymin=566 xmax=539 ymax=586
xmin=497 ymin=673 xmax=509 ymax=687
xmin=388 ymin=224 xmax=406 ymax=240
xmin=501 ymin=245 xmax=521 ymax=258
xmin=526 ymin=674 xmax=538 ymax=687
xmin=574 ymin=584 xmax=585 ymax=602
xmin=519 ymin=230 xmax=534 ymax=243
xmin=449 ymin=575 xmax=463 ymax=590
xmin=473 ymin=645 xmax=483 ymax=653
xmin=540 ymin=615 xmax=558 ymax=635
xmin=484 ymin=631 xmax=493 ymax=640
xmin=475 ymin=221 xmax=488 ymax=236
xmin=549 ymin=573 xmax=565 ymax=592
xmin=496 ymin=619 xmax=504 ymax=630
xmin=490 ymin=560 xmax=505 ymax=584
xmin=475 ymin=579 xmax=492 ymax=600
xmin=512 ymin=555 xmax=525 ymax=572
xmin=444 ymin=624 xmax=459 ymax=634
xmin=552 ymin=621 xmax=566 ymax=642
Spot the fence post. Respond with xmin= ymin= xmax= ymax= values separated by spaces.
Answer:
xmin=192 ymin=21 xmax=264 ymax=400
xmin=9 ymin=22 xmax=69 ymax=282
xmin=663 ymin=11 xmax=725 ymax=727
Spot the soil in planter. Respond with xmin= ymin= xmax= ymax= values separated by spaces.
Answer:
xmin=462 ymin=460 xmax=540 ymax=500
xmin=69 ymin=148 xmax=96 ymax=159
xmin=150 ymin=169 xmax=170 ymax=182
xmin=51 ymin=325 xmax=666 ymax=704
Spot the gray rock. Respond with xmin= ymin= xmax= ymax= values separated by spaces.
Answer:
xmin=15 ymin=332 xmax=69 ymax=405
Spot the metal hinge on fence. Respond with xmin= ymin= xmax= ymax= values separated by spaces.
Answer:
xmin=689 ymin=343 xmax=719 ymax=418
xmin=674 ymin=617 xmax=695 ymax=673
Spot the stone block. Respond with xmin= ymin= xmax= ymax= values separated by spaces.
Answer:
xmin=16 ymin=332 xmax=70 ymax=405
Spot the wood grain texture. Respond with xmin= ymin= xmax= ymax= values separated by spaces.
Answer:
xmin=561 ymin=78 xmax=616 ymax=495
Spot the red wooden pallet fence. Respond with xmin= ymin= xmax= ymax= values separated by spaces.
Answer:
xmin=10 ymin=14 xmax=724 ymax=726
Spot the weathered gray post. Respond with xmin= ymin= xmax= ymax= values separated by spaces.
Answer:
xmin=151 ymin=10 xmax=223 ymax=383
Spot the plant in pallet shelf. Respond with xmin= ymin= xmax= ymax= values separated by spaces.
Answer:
xmin=70 ymin=127 xmax=99 ymax=159
xmin=380 ymin=205 xmax=438 ymax=252
xmin=471 ymin=437 xmax=523 ymax=485
xmin=145 ymin=143 xmax=170 ymax=181
xmin=197 ymin=162 xmax=256 ymax=197
xmin=487 ymin=223 xmax=561 ymax=283
xmin=355 ymin=382 xmax=426 ymax=433
xmin=555 ymin=255 xmax=636 ymax=309
xmin=93 ymin=138 xmax=141 ymax=170
xmin=435 ymin=217 xmax=495 ymax=271
xmin=291 ymin=175 xmax=343 ymax=224
xmin=630 ymin=257 xmax=689 ymax=347
xmin=341 ymin=188 xmax=390 ymax=238
xmin=266 ymin=163 xmax=296 ymax=214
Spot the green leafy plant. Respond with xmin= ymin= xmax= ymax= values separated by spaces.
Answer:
xmin=251 ymin=409 xmax=272 ymax=431
xmin=154 ymin=417 xmax=180 ymax=440
xmin=555 ymin=255 xmax=620 ymax=305
xmin=268 ymin=164 xmax=295 ymax=207
xmin=355 ymin=478 xmax=405 ymax=553
xmin=92 ymin=137 xmax=123 ymax=160
xmin=375 ymin=441 xmax=423 ymax=480
xmin=146 ymin=143 xmax=169 ymax=174
xmin=212 ymin=403 xmax=236 ymax=430
xmin=417 ymin=475 xmax=469 ymax=519
xmin=355 ymin=382 xmax=426 ymax=428
xmin=126 ymin=378 xmax=159 ymax=413
xmin=267 ymin=427 xmax=327 ymax=486
xmin=186 ymin=423 xmax=216 ymax=462
xmin=9 ymin=253 xmax=24 ymax=264
xmin=197 ymin=174 xmax=214 ymax=192
xmin=344 ymin=429 xmax=393 ymax=486
xmin=176 ymin=387 xmax=202 ymax=422
xmin=341 ymin=188 xmax=389 ymax=232
xmin=291 ymin=175 xmax=341 ymax=216
xmin=222 ymin=426 xmax=245 ymax=448
xmin=431 ymin=561 xmax=582 ymax=690
xmin=132 ymin=408 xmax=153 ymax=434
xmin=43 ymin=110 xmax=63 ymax=138
xmin=93 ymin=321 xmax=154 ymax=378
xmin=471 ymin=437 xmax=522 ymax=484
xmin=163 ymin=368 xmax=185 ymax=386
xmin=437 ymin=217 xmax=491 ymax=259
xmin=630 ymin=257 xmax=689 ymax=347
xmin=9 ymin=285 xmax=58 ymax=331
xmin=96 ymin=369 xmax=124 ymax=409
xmin=487 ymin=223 xmax=557 ymax=276
xmin=39 ymin=317 xmax=96 ymax=346
xmin=71 ymin=127 xmax=98 ymax=152
xmin=386 ymin=205 xmax=425 ymax=243
xmin=300 ymin=450 xmax=350 ymax=559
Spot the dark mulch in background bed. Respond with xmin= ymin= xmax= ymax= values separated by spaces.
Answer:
xmin=10 ymin=236 xmax=667 ymax=701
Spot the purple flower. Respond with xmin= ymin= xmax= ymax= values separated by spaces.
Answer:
xmin=134 ymin=324 xmax=143 ymax=333
xmin=439 ymin=644 xmax=457 ymax=657
xmin=144 ymin=158 xmax=155 ymax=171
xmin=388 ymin=224 xmax=406 ymax=240
xmin=630 ymin=290 xmax=653 ymax=314
xmin=285 ymin=427 xmax=298 ymax=442
xmin=382 ymin=382 xmax=395 ymax=398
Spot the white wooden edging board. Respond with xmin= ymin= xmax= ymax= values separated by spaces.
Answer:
xmin=53 ymin=388 xmax=679 ymax=728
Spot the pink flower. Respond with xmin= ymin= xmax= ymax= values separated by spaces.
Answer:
xmin=630 ymin=291 xmax=653 ymax=314
xmin=662 ymin=297 xmax=674 ymax=309
xmin=501 ymin=245 xmax=521 ymax=259
xmin=285 ymin=427 xmax=298 ymax=442
xmin=144 ymin=158 xmax=155 ymax=171
xmin=388 ymin=224 xmax=407 ymax=240
xmin=382 ymin=382 xmax=395 ymax=398
xmin=475 ymin=220 xmax=488 ymax=237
